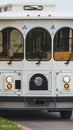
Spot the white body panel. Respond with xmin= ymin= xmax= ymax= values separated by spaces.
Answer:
xmin=0 ymin=19 xmax=73 ymax=97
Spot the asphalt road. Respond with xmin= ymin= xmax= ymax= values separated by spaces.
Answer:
xmin=0 ymin=110 xmax=73 ymax=130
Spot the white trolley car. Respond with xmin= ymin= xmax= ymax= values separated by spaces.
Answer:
xmin=0 ymin=0 xmax=73 ymax=119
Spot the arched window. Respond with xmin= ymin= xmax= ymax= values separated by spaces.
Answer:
xmin=0 ymin=27 xmax=24 ymax=61
xmin=53 ymin=27 xmax=73 ymax=61
xmin=26 ymin=27 xmax=51 ymax=61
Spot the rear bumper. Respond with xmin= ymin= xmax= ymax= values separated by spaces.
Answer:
xmin=0 ymin=96 xmax=73 ymax=111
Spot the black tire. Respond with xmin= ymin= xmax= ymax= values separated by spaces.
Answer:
xmin=60 ymin=110 xmax=72 ymax=119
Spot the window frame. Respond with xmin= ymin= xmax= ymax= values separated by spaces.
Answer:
xmin=25 ymin=27 xmax=52 ymax=61
xmin=53 ymin=27 xmax=73 ymax=61
xmin=0 ymin=27 xmax=24 ymax=61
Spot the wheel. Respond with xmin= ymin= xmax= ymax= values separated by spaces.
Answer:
xmin=60 ymin=110 xmax=72 ymax=119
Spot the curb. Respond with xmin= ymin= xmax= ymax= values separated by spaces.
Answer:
xmin=17 ymin=123 xmax=33 ymax=130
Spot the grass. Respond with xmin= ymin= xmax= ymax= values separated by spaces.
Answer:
xmin=0 ymin=117 xmax=21 ymax=130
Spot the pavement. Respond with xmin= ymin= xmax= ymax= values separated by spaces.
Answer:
xmin=17 ymin=123 xmax=33 ymax=130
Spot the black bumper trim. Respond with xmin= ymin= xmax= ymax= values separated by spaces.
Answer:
xmin=0 ymin=96 xmax=73 ymax=102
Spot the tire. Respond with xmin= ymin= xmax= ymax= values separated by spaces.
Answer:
xmin=60 ymin=110 xmax=72 ymax=119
